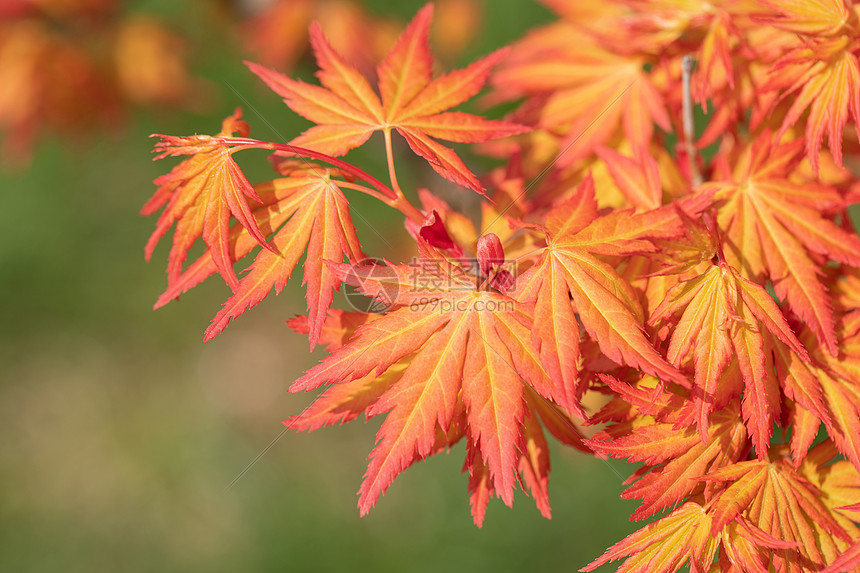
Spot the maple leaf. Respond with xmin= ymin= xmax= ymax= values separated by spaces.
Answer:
xmin=757 ymin=0 xmax=860 ymax=171
xmin=150 ymin=176 xmax=299 ymax=309
xmin=699 ymin=134 xmax=860 ymax=357
xmin=143 ymin=108 xmax=276 ymax=289
xmin=147 ymin=159 xmax=371 ymax=349
xmin=595 ymin=145 xmax=662 ymax=211
xmin=246 ymin=3 xmax=526 ymax=194
xmin=282 ymin=311 xmax=400 ymax=432
xmin=782 ymin=311 xmax=860 ymax=472
xmin=757 ymin=0 xmax=853 ymax=36
xmin=511 ymin=174 xmax=688 ymax=412
xmin=588 ymin=399 xmax=748 ymax=521
xmin=489 ymin=22 xmax=670 ymax=165
xmin=289 ymin=246 xmax=583 ymax=520
xmin=704 ymin=452 xmax=854 ymax=572
xmin=200 ymin=167 xmax=364 ymax=348
xmin=649 ymin=255 xmax=810 ymax=451
xmin=823 ymin=543 xmax=860 ymax=573
xmin=581 ymin=500 xmax=795 ymax=573
xmin=800 ymin=441 xmax=860 ymax=570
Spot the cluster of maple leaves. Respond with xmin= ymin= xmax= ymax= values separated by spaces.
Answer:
xmin=142 ymin=1 xmax=860 ymax=571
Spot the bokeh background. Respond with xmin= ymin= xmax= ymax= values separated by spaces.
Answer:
xmin=0 ymin=1 xmax=638 ymax=570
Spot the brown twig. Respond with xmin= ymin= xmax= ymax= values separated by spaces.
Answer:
xmin=681 ymin=55 xmax=703 ymax=187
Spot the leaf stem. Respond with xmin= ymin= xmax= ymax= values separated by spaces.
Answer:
xmin=335 ymin=180 xmax=396 ymax=204
xmin=384 ymin=129 xmax=404 ymax=199
xmin=224 ymin=136 xmax=427 ymax=225
xmin=222 ymin=137 xmax=398 ymax=200
xmin=381 ymin=129 xmax=426 ymax=225
xmin=337 ymin=179 xmax=426 ymax=224
xmin=392 ymin=194 xmax=427 ymax=225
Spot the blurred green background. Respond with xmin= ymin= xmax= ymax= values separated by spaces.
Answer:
xmin=0 ymin=1 xmax=638 ymax=571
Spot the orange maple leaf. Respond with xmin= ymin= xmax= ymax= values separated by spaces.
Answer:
xmin=758 ymin=0 xmax=860 ymax=171
xmin=801 ymin=442 xmax=860 ymax=570
xmin=143 ymin=108 xmax=275 ymax=289
xmin=151 ymin=176 xmax=294 ymax=310
xmin=288 ymin=246 xmax=585 ymax=521
xmin=697 ymin=134 xmax=860 ymax=357
xmin=490 ymin=23 xmax=670 ymax=165
xmin=581 ymin=500 xmax=796 ymax=573
xmin=287 ymin=308 xmax=586 ymax=526
xmin=246 ymin=3 xmax=526 ymax=194
xmin=781 ymin=311 xmax=860 ymax=472
xmin=200 ymin=166 xmax=365 ymax=348
xmin=704 ymin=449 xmax=856 ymax=571
xmin=589 ymin=397 xmax=748 ymax=521
xmin=511 ymin=175 xmax=689 ymax=412
xmin=649 ymin=254 xmax=810 ymax=451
